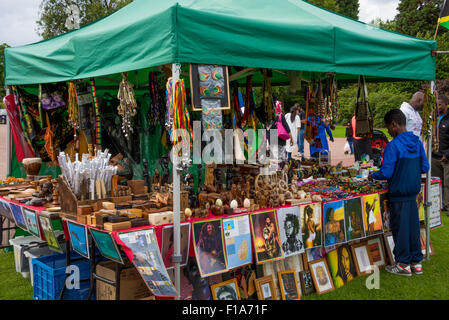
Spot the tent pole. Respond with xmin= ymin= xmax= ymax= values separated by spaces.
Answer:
xmin=171 ymin=63 xmax=181 ymax=299
xmin=425 ymin=81 xmax=435 ymax=261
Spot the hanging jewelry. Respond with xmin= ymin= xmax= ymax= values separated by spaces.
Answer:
xmin=117 ymin=72 xmax=137 ymax=139
xmin=68 ymin=81 xmax=80 ymax=139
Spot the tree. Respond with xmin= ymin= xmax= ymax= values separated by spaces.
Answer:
xmin=1 ymin=43 xmax=10 ymax=106
xmin=307 ymin=0 xmax=340 ymax=13
xmin=336 ymin=0 xmax=359 ymax=20
xmin=37 ymin=0 xmax=133 ymax=40
xmin=394 ymin=0 xmax=441 ymax=37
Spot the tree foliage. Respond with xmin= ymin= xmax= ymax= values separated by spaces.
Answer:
xmin=307 ymin=0 xmax=340 ymax=13
xmin=394 ymin=0 xmax=441 ymax=37
xmin=37 ymin=0 xmax=133 ymax=40
xmin=1 ymin=43 xmax=10 ymax=107
xmin=336 ymin=0 xmax=359 ymax=20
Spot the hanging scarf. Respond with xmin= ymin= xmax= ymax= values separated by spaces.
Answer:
xmin=172 ymin=78 xmax=192 ymax=148
xmin=44 ymin=112 xmax=56 ymax=163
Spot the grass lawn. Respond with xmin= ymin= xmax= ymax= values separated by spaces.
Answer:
xmin=333 ymin=125 xmax=392 ymax=140
xmin=303 ymin=213 xmax=449 ymax=300
xmin=0 ymin=250 xmax=33 ymax=300
xmin=0 ymin=214 xmax=447 ymax=300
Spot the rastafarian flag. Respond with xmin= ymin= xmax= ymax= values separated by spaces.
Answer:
xmin=439 ymin=0 xmax=449 ymax=30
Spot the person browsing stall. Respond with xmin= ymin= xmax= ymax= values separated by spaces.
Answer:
xmin=285 ymin=105 xmax=301 ymax=160
xmin=370 ymin=109 xmax=429 ymax=277
xmin=431 ymin=94 xmax=449 ymax=215
xmin=400 ymin=91 xmax=424 ymax=139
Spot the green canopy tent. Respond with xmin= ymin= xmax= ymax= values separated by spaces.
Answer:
xmin=5 ymin=0 xmax=436 ymax=85
xmin=4 ymin=0 xmax=437 ymax=297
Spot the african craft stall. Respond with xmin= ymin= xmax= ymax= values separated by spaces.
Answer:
xmin=2 ymin=0 xmax=439 ymax=301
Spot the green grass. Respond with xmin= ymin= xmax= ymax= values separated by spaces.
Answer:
xmin=0 ymin=214 xmax=447 ymax=300
xmin=0 ymin=250 xmax=33 ymax=300
xmin=303 ymin=213 xmax=449 ymax=300
xmin=332 ymin=125 xmax=392 ymax=140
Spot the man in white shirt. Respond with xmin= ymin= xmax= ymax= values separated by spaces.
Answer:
xmin=400 ymin=91 xmax=424 ymax=139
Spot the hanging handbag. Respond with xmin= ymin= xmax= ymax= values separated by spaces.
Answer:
xmin=355 ymin=76 xmax=373 ymax=138
xmin=276 ymin=114 xmax=290 ymax=140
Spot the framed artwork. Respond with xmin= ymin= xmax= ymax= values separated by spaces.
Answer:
xmin=38 ymin=215 xmax=63 ymax=253
xmin=350 ymin=242 xmax=374 ymax=276
xmin=23 ymin=208 xmax=40 ymax=238
xmin=118 ymin=228 xmax=177 ymax=297
xmin=254 ymin=275 xmax=277 ymax=300
xmin=161 ymin=222 xmax=191 ymax=270
xmin=190 ymin=64 xmax=231 ymax=111
xmin=379 ymin=192 xmax=390 ymax=232
xmin=277 ymin=206 xmax=305 ymax=257
xmin=278 ymin=270 xmax=300 ymax=300
xmin=306 ymin=247 xmax=325 ymax=262
xmin=367 ymin=236 xmax=387 ymax=268
xmin=343 ymin=197 xmax=365 ymax=241
xmin=361 ymin=194 xmax=383 ymax=236
xmin=417 ymin=184 xmax=425 ymax=222
xmin=9 ymin=202 xmax=28 ymax=231
xmin=67 ymin=220 xmax=90 ymax=259
xmin=299 ymin=270 xmax=315 ymax=296
xmin=192 ymin=218 xmax=228 ymax=277
xmin=299 ymin=203 xmax=322 ymax=249
xmin=326 ymin=245 xmax=357 ymax=289
xmin=420 ymin=228 xmax=434 ymax=256
xmin=309 ymin=258 xmax=335 ymax=295
xmin=383 ymin=232 xmax=395 ymax=265
xmin=262 ymin=254 xmax=303 ymax=299
xmin=90 ymin=228 xmax=124 ymax=264
xmin=250 ymin=210 xmax=284 ymax=264
xmin=323 ymin=200 xmax=346 ymax=247
xmin=211 ymin=278 xmax=240 ymax=300
xmin=0 ymin=198 xmax=13 ymax=221
xmin=222 ymin=214 xmax=252 ymax=269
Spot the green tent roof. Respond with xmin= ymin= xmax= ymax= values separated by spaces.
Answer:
xmin=5 ymin=0 xmax=436 ymax=85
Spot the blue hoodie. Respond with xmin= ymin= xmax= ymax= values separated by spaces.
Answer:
xmin=372 ymin=131 xmax=429 ymax=202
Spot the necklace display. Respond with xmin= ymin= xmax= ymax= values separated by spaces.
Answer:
xmin=117 ymin=72 xmax=137 ymax=139
xmin=68 ymin=81 xmax=80 ymax=139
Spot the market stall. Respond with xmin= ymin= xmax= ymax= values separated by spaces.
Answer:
xmin=2 ymin=0 xmax=439 ymax=300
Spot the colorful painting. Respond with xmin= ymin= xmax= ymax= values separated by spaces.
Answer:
xmin=192 ymin=219 xmax=228 ymax=277
xmin=39 ymin=215 xmax=63 ymax=253
xmin=379 ymin=192 xmax=390 ymax=232
xmin=323 ymin=200 xmax=346 ymax=247
xmin=299 ymin=203 xmax=322 ymax=249
xmin=417 ymin=184 xmax=425 ymax=222
xmin=0 ymin=198 xmax=13 ymax=220
xmin=90 ymin=228 xmax=124 ymax=264
xmin=23 ymin=208 xmax=40 ymax=238
xmin=161 ymin=223 xmax=191 ymax=270
xmin=222 ymin=215 xmax=252 ymax=270
xmin=343 ymin=197 xmax=365 ymax=241
xmin=277 ymin=206 xmax=304 ymax=257
xmin=119 ymin=228 xmax=177 ymax=297
xmin=250 ymin=210 xmax=284 ymax=264
xmin=67 ymin=220 xmax=90 ymax=259
xmin=361 ymin=194 xmax=383 ymax=236
xmin=326 ymin=245 xmax=357 ymax=289
xmin=9 ymin=202 xmax=28 ymax=231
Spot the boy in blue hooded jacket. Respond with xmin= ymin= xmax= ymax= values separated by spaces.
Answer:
xmin=370 ymin=109 xmax=429 ymax=276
